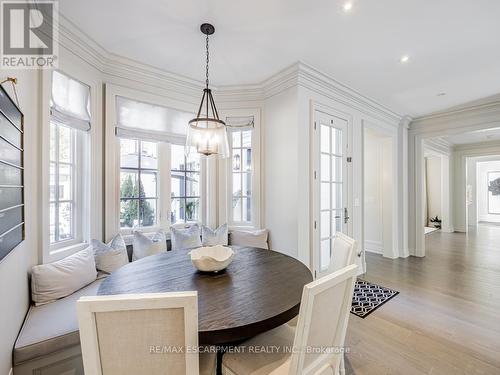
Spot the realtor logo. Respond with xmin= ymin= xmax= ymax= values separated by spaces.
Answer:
xmin=1 ymin=0 xmax=58 ymax=68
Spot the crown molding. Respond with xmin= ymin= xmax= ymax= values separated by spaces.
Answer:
xmin=410 ymin=98 xmax=500 ymax=136
xmin=57 ymin=15 xmax=403 ymax=123
xmin=452 ymin=139 xmax=500 ymax=152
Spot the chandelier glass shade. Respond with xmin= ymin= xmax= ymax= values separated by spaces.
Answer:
xmin=186 ymin=23 xmax=229 ymax=158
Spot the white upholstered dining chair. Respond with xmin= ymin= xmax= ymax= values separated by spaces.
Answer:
xmin=77 ymin=291 xmax=216 ymax=375
xmin=222 ymin=264 xmax=358 ymax=375
xmin=288 ymin=232 xmax=358 ymax=326
xmin=327 ymin=232 xmax=358 ymax=273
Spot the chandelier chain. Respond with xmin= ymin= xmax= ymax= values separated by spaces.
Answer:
xmin=205 ymin=34 xmax=210 ymax=88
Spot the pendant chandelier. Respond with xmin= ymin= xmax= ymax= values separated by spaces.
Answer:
xmin=186 ymin=23 xmax=229 ymax=158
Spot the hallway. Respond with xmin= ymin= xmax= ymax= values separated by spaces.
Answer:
xmin=345 ymin=227 xmax=500 ymax=374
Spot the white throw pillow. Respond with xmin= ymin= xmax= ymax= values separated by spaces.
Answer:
xmin=132 ymin=230 xmax=167 ymax=261
xmin=202 ymin=224 xmax=228 ymax=246
xmin=92 ymin=234 xmax=129 ymax=274
xmin=230 ymin=229 xmax=269 ymax=249
xmin=31 ymin=247 xmax=97 ymax=306
xmin=171 ymin=224 xmax=202 ymax=250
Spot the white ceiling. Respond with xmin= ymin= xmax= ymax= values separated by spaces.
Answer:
xmin=59 ymin=0 xmax=500 ymax=117
xmin=442 ymin=127 xmax=500 ymax=145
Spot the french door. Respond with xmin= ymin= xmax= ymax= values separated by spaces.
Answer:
xmin=312 ymin=110 xmax=350 ymax=278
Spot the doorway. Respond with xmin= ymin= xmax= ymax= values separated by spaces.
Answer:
xmin=362 ymin=126 xmax=398 ymax=259
xmin=311 ymin=109 xmax=350 ymax=278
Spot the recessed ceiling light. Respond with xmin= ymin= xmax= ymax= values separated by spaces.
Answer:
xmin=400 ymin=55 xmax=410 ymax=63
xmin=343 ymin=2 xmax=353 ymax=12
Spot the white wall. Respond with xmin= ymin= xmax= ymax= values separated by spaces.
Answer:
xmin=477 ymin=160 xmax=500 ymax=223
xmin=364 ymin=130 xmax=383 ymax=253
xmin=425 ymin=156 xmax=442 ymax=224
xmin=263 ymin=86 xmax=299 ymax=259
xmin=0 ymin=70 xmax=41 ymax=375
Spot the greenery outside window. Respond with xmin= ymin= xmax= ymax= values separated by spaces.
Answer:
xmin=120 ymin=139 xmax=158 ymax=228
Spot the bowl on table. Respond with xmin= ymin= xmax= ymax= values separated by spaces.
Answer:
xmin=189 ymin=245 xmax=234 ymax=272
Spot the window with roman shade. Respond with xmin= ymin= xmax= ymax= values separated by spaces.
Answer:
xmin=49 ymin=71 xmax=91 ymax=248
xmin=114 ymin=96 xmax=202 ymax=230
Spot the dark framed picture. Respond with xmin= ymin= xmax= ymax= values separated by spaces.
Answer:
xmin=0 ymin=84 xmax=24 ymax=262
xmin=487 ymin=171 xmax=500 ymax=215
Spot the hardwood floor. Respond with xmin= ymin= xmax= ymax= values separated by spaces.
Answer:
xmin=345 ymin=225 xmax=500 ymax=375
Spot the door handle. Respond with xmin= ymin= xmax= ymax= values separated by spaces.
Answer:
xmin=344 ymin=207 xmax=349 ymax=224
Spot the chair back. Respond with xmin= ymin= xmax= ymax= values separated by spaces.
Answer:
xmin=328 ymin=233 xmax=358 ymax=273
xmin=289 ymin=264 xmax=358 ymax=375
xmin=77 ymin=291 xmax=199 ymax=375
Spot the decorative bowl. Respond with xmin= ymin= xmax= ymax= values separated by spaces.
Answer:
xmin=189 ymin=245 xmax=234 ymax=272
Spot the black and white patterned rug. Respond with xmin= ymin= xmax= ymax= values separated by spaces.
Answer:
xmin=350 ymin=280 xmax=399 ymax=318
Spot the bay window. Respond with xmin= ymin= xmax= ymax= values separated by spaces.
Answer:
xmin=113 ymin=93 xmax=202 ymax=234
xmin=222 ymin=113 xmax=261 ymax=229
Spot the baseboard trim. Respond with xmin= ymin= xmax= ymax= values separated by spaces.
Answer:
xmin=9 ymin=368 xmax=13 ymax=375
xmin=365 ymin=240 xmax=383 ymax=254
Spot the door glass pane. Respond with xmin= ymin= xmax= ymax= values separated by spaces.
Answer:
xmin=321 ymin=182 xmax=330 ymax=210
xmin=332 ymin=212 xmax=343 ymax=234
xmin=321 ymin=211 xmax=330 ymax=239
xmin=332 ymin=183 xmax=342 ymax=209
xmin=321 ymin=239 xmax=330 ymax=271
xmin=331 ymin=128 xmax=342 ymax=155
xmin=320 ymin=154 xmax=330 ymax=181
xmin=332 ymin=156 xmax=341 ymax=182
xmin=320 ymin=125 xmax=330 ymax=153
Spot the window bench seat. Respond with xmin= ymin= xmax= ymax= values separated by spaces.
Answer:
xmin=13 ymin=279 xmax=104 ymax=375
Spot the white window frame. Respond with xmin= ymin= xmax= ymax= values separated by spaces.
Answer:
xmin=118 ymin=138 xmax=161 ymax=230
xmin=218 ymin=108 xmax=262 ymax=230
xmin=42 ymin=60 xmax=101 ymax=263
xmin=49 ymin=123 xmax=85 ymax=250
xmin=105 ymin=85 xmax=207 ymax=242
xmin=169 ymin=143 xmax=203 ymax=226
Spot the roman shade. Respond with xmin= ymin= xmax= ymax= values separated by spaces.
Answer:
xmin=50 ymin=70 xmax=91 ymax=131
xmin=115 ymin=96 xmax=193 ymax=143
xmin=226 ymin=116 xmax=254 ymax=129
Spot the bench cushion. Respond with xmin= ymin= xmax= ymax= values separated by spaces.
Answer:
xmin=14 ymin=279 xmax=103 ymax=365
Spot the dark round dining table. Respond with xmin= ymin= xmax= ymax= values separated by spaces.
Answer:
xmin=98 ymin=246 xmax=313 ymax=345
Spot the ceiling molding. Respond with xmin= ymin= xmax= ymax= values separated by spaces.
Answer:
xmin=452 ymin=139 xmax=500 ymax=152
xmin=410 ymin=98 xmax=500 ymax=136
xmin=57 ymin=14 xmax=403 ymax=124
